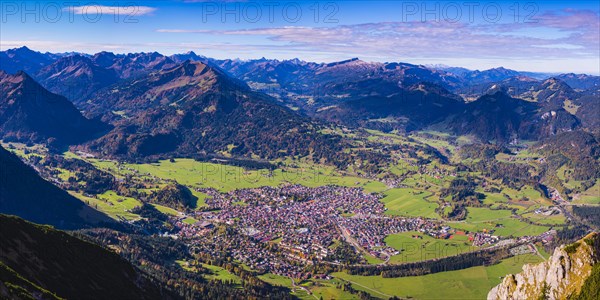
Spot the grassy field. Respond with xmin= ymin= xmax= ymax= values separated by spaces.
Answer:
xmin=151 ymin=203 xmax=181 ymax=216
xmin=86 ymin=158 xmax=387 ymax=193
xmin=202 ymin=264 xmax=241 ymax=283
xmin=176 ymin=260 xmax=241 ymax=283
xmin=502 ymin=186 xmax=547 ymax=204
xmin=258 ymin=273 xmax=293 ymax=287
xmin=149 ymin=204 xmax=198 ymax=224
xmin=258 ymin=274 xmax=359 ymax=300
xmin=573 ymin=180 xmax=600 ymax=205
xmin=381 ymin=188 xmax=440 ymax=219
xmin=332 ymin=254 xmax=544 ymax=299
xmin=451 ymin=207 xmax=550 ymax=237
xmin=520 ymin=212 xmax=567 ymax=225
xmin=70 ymin=191 xmax=141 ymax=221
xmin=302 ymin=279 xmax=360 ymax=300
xmin=402 ymin=173 xmax=450 ymax=190
xmin=192 ymin=191 xmax=209 ymax=208
xmin=385 ymin=231 xmax=476 ymax=263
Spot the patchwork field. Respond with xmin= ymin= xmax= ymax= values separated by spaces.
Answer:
xmin=450 ymin=207 xmax=550 ymax=237
xmin=385 ymin=231 xmax=476 ymax=263
xmin=332 ymin=254 xmax=544 ymax=299
xmin=86 ymin=157 xmax=387 ymax=193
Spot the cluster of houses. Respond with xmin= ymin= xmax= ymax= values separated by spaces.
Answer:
xmin=164 ymin=184 xmax=513 ymax=277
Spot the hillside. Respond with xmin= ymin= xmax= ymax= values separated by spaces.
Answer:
xmin=0 ymin=145 xmax=112 ymax=229
xmin=444 ymin=91 xmax=579 ymax=142
xmin=82 ymin=61 xmax=346 ymax=163
xmin=36 ymin=55 xmax=120 ymax=104
xmin=0 ymin=71 xmax=109 ymax=147
xmin=488 ymin=233 xmax=600 ymax=300
xmin=0 ymin=214 xmax=170 ymax=299
xmin=317 ymin=82 xmax=463 ymax=132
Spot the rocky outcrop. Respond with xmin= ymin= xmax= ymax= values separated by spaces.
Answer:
xmin=488 ymin=233 xmax=599 ymax=300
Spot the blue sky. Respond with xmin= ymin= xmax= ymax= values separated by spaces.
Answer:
xmin=1 ymin=0 xmax=599 ymax=74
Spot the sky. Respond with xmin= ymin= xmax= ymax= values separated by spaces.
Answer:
xmin=1 ymin=0 xmax=599 ymax=74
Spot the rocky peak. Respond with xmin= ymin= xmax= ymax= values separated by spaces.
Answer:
xmin=488 ymin=233 xmax=599 ymax=300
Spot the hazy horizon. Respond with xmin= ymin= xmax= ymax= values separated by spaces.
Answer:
xmin=1 ymin=1 xmax=599 ymax=74
xmin=3 ymin=44 xmax=597 ymax=76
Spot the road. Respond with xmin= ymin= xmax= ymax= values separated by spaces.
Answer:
xmin=336 ymin=221 xmax=391 ymax=265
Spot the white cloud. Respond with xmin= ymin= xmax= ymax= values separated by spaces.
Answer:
xmin=65 ymin=5 xmax=156 ymax=16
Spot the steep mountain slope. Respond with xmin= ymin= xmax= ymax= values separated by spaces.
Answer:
xmin=488 ymin=233 xmax=599 ymax=300
xmin=82 ymin=61 xmax=346 ymax=162
xmin=84 ymin=59 xmax=248 ymax=118
xmin=533 ymin=78 xmax=579 ymax=108
xmin=0 ymin=145 xmax=112 ymax=229
xmin=0 ymin=214 xmax=170 ymax=299
xmin=0 ymin=46 xmax=56 ymax=74
xmin=318 ymin=88 xmax=579 ymax=141
xmin=0 ymin=71 xmax=109 ymax=147
xmin=36 ymin=55 xmax=119 ymax=104
xmin=317 ymin=82 xmax=464 ymax=132
xmin=445 ymin=91 xmax=579 ymax=142
xmin=576 ymin=96 xmax=600 ymax=130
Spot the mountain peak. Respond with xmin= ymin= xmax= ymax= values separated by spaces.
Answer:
xmin=326 ymin=57 xmax=362 ymax=67
xmin=488 ymin=233 xmax=599 ymax=300
xmin=15 ymin=46 xmax=32 ymax=51
xmin=170 ymin=60 xmax=210 ymax=77
xmin=541 ymin=77 xmax=573 ymax=90
xmin=0 ymin=72 xmax=109 ymax=146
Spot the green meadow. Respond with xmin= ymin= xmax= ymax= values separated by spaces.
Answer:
xmin=176 ymin=260 xmax=241 ymax=283
xmin=332 ymin=254 xmax=544 ymax=299
xmin=86 ymin=157 xmax=387 ymax=193
xmin=201 ymin=264 xmax=241 ymax=283
xmin=385 ymin=231 xmax=476 ymax=263
xmin=258 ymin=274 xmax=359 ymax=300
xmin=381 ymin=188 xmax=440 ymax=219
xmin=573 ymin=179 xmax=600 ymax=205
xmin=71 ymin=190 xmax=141 ymax=221
xmin=451 ymin=207 xmax=550 ymax=237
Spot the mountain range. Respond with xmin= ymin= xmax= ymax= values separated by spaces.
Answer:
xmin=0 ymin=46 xmax=598 ymax=158
xmin=0 ymin=46 xmax=599 ymax=300
xmin=80 ymin=60 xmax=346 ymax=162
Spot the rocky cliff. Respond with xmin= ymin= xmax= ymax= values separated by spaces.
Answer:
xmin=488 ymin=233 xmax=599 ymax=300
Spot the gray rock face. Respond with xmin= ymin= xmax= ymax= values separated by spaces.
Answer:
xmin=488 ymin=235 xmax=597 ymax=300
